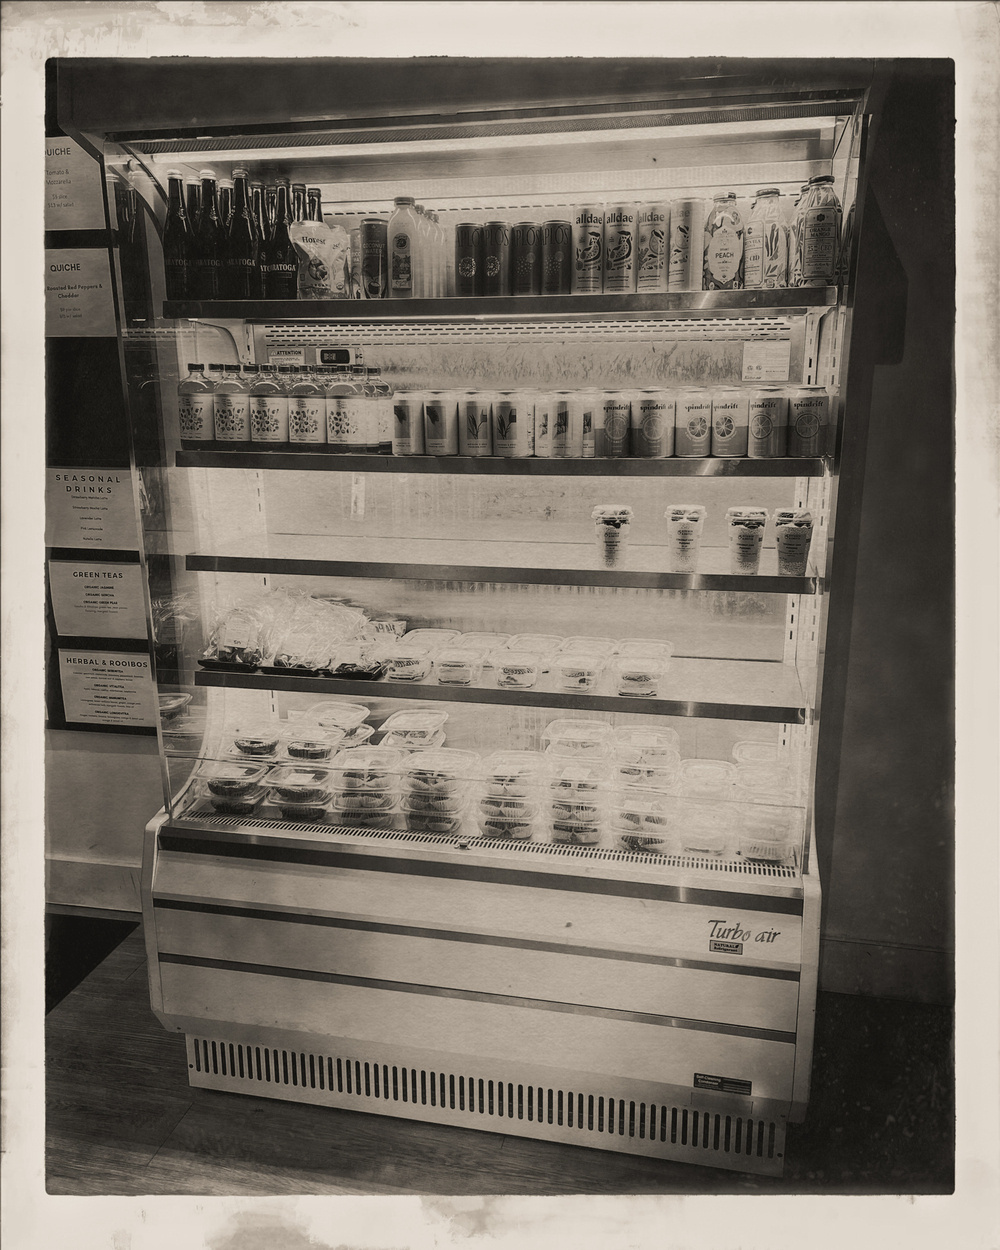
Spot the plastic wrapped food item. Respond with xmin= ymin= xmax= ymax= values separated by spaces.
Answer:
xmin=159 ymin=692 xmax=192 ymax=721
xmin=481 ymin=751 xmax=552 ymax=797
xmin=406 ymin=812 xmax=466 ymax=836
xmin=204 ymin=784 xmax=267 ymax=816
xmin=494 ymin=651 xmax=541 ymax=689
xmin=288 ymin=219 xmax=351 ymax=299
xmin=303 ymin=701 xmax=370 ymax=731
xmin=402 ymin=791 xmax=469 ymax=817
xmin=329 ymin=747 xmax=407 ymax=790
xmin=272 ymin=796 xmax=331 ymax=823
xmin=384 ymin=644 xmax=434 ymax=681
xmin=732 ymin=739 xmax=781 ymax=766
xmin=200 ymin=605 xmax=266 ymax=670
xmin=282 ymin=728 xmax=346 ymax=761
xmin=551 ymin=651 xmax=606 ymax=692
xmin=612 ymin=653 xmax=669 ymax=698
xmin=380 ymin=709 xmax=449 ymax=744
xmin=402 ymin=748 xmax=479 ymax=796
xmin=613 ymin=726 xmax=682 ymax=761
xmin=400 ymin=628 xmax=461 ymax=655
xmin=268 ymin=765 xmax=333 ymax=803
xmin=542 ymin=719 xmax=614 ymax=758
xmin=259 ymin=626 xmax=336 ymax=676
xmin=434 ymin=646 xmax=485 ymax=686
xmin=197 ymin=760 xmax=272 ymax=797
xmin=229 ymin=725 xmax=282 ymax=758
xmin=331 ymin=788 xmax=398 ymax=813
xmin=678 ymin=759 xmax=737 ymax=798
xmin=478 ymin=812 xmax=536 ymax=840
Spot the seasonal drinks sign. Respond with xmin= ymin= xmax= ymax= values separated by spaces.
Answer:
xmin=46 ymin=469 xmax=140 ymax=551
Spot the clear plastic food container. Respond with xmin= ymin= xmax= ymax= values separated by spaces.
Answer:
xmin=738 ymin=803 xmax=801 ymax=865
xmin=613 ymin=725 xmax=682 ymax=760
xmin=197 ymin=760 xmax=272 ymax=797
xmin=271 ymin=795 xmax=331 ymax=823
xmin=159 ymin=692 xmax=193 ymax=721
xmin=331 ymin=788 xmax=399 ymax=813
xmin=303 ymin=701 xmax=371 ymax=730
xmin=481 ymin=751 xmax=552 ymax=797
xmin=551 ymin=651 xmax=606 ymax=692
xmin=384 ymin=644 xmax=434 ymax=681
xmin=267 ymin=765 xmax=334 ymax=803
xmin=380 ymin=709 xmax=450 ymax=743
xmin=477 ymin=812 xmax=537 ymax=840
xmin=332 ymin=807 xmax=396 ymax=830
xmin=402 ymin=747 xmax=480 ymax=795
xmin=504 ymin=633 xmax=563 ymax=657
xmin=678 ymin=759 xmax=737 ymax=797
xmin=609 ymin=792 xmax=675 ymax=853
xmin=557 ymin=636 xmax=618 ymax=656
xmin=547 ymin=758 xmax=612 ymax=794
xmin=434 ymin=647 xmax=486 ymax=686
xmin=229 ymin=724 xmax=282 ymax=758
xmin=674 ymin=800 xmax=733 ymax=855
xmin=400 ymin=628 xmax=461 ymax=655
xmin=615 ymin=637 xmax=674 ymax=658
xmin=457 ymin=632 xmax=510 ymax=665
xmin=732 ymin=739 xmax=782 ymax=766
xmin=328 ymin=747 xmax=407 ymax=790
xmin=380 ymin=729 xmax=447 ymax=751
xmin=611 ymin=654 xmax=670 ymax=698
xmin=734 ymin=764 xmax=795 ymax=802
xmin=402 ymin=791 xmax=470 ymax=817
xmin=494 ymin=651 xmax=541 ymax=689
xmin=338 ymin=723 xmax=376 ymax=748
xmin=548 ymin=813 xmax=605 ymax=845
xmin=202 ymin=783 xmax=267 ymax=816
xmin=405 ymin=811 xmax=466 ymax=835
xmin=541 ymin=719 xmax=614 ymax=758
xmin=281 ymin=728 xmax=346 ymax=761
xmin=478 ymin=793 xmax=542 ymax=821
xmin=613 ymin=757 xmax=680 ymax=792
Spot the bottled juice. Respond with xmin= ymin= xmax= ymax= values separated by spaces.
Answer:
xmin=797 ymin=174 xmax=843 ymax=286
xmin=744 ymin=188 xmax=788 ymax=289
xmin=177 ymin=362 xmax=214 ymax=443
xmin=249 ymin=364 xmax=289 ymax=445
xmin=703 ymin=192 xmax=744 ymax=290
xmin=214 ymin=363 xmax=250 ymax=443
xmin=288 ymin=364 xmax=325 ymax=445
xmin=388 ymin=196 xmax=418 ymax=298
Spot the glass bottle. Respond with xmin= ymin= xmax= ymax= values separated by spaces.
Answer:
xmin=249 ymin=363 xmax=289 ymax=445
xmin=797 ymin=174 xmax=843 ymax=287
xmin=744 ymin=188 xmax=788 ymax=289
xmin=261 ymin=179 xmax=298 ymax=300
xmin=288 ymin=364 xmax=326 ymax=445
xmin=184 ymin=176 xmax=202 ymax=226
xmin=306 ymin=187 xmax=323 ymax=222
xmin=214 ymin=363 xmax=251 ymax=444
xmin=162 ymin=169 xmax=194 ymax=300
xmin=224 ymin=166 xmax=261 ymax=300
xmin=368 ymin=366 xmax=394 ymax=454
xmin=193 ymin=170 xmax=223 ymax=299
xmin=325 ymin=364 xmax=359 ymax=452
xmin=250 ymin=181 xmax=266 ymax=243
xmin=291 ymin=183 xmax=307 ymax=224
xmin=218 ymin=178 xmax=234 ymax=232
xmin=177 ymin=362 xmax=213 ymax=443
xmin=388 ymin=196 xmax=418 ymax=299
xmin=703 ymin=192 xmax=744 ymax=290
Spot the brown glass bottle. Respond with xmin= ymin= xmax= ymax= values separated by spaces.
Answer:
xmin=291 ymin=183 xmax=306 ymax=224
xmin=306 ymin=187 xmax=323 ymax=222
xmin=261 ymin=179 xmax=297 ymax=300
xmin=192 ymin=170 xmax=223 ymax=299
xmin=162 ymin=169 xmax=194 ymax=300
xmin=224 ymin=166 xmax=261 ymax=299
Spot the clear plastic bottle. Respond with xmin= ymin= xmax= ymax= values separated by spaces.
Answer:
xmin=788 ymin=185 xmax=809 ymax=287
xmin=388 ymin=196 xmax=419 ymax=299
xmin=325 ymin=364 xmax=356 ymax=451
xmin=796 ymin=174 xmax=843 ymax=287
xmin=744 ymin=188 xmax=788 ymax=289
xmin=177 ymin=362 xmax=214 ymax=443
xmin=249 ymin=363 xmax=289 ymax=445
xmin=288 ymin=363 xmax=326 ymax=445
xmin=214 ymin=363 xmax=250 ymax=444
xmin=703 ymin=192 xmax=744 ymax=290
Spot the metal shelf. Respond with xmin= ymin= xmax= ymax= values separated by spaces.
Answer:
xmin=194 ymin=658 xmax=807 ymax=724
xmin=163 ymin=288 xmax=837 ymax=322
xmin=175 ymin=449 xmax=828 ymax=477
xmin=185 ymin=546 xmax=819 ymax=594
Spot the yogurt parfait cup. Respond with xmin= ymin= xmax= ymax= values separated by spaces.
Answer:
xmin=726 ymin=507 xmax=768 ymax=575
xmin=665 ymin=505 xmax=707 ymax=574
xmin=773 ymin=508 xmax=814 ymax=577
xmin=591 ymin=504 xmax=634 ymax=569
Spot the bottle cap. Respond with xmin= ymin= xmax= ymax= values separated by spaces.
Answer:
xmin=394 ymin=196 xmax=415 ymax=206
xmin=755 ymin=187 xmax=780 ymax=197
xmin=198 ymin=169 xmax=216 ymax=179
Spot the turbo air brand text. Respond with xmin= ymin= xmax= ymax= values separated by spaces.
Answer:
xmin=707 ymin=919 xmax=782 ymax=955
xmin=56 ymin=473 xmax=123 ymax=495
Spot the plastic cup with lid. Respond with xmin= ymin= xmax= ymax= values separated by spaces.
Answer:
xmin=591 ymin=504 xmax=634 ymax=568
xmin=726 ymin=507 xmax=768 ymax=575
xmin=665 ymin=504 xmax=707 ymax=574
xmin=773 ymin=508 xmax=814 ymax=576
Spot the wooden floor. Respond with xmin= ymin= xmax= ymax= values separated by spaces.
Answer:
xmin=46 ymin=930 xmax=954 ymax=1196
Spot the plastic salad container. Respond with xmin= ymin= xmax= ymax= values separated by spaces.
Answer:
xmin=303 ymin=701 xmax=371 ymax=731
xmin=267 ymin=765 xmax=333 ymax=803
xmin=229 ymin=724 xmax=282 ymax=758
xmin=380 ymin=709 xmax=449 ymax=744
xmin=384 ymin=643 xmax=434 ymax=681
xmin=434 ymin=646 xmax=486 ymax=686
xmin=197 ymin=759 xmax=272 ymax=796
xmin=542 ymin=719 xmax=614 ymax=758
xmin=551 ymin=651 xmax=606 ymax=692
xmin=494 ymin=650 xmax=541 ymax=689
xmin=611 ymin=653 xmax=670 ymax=698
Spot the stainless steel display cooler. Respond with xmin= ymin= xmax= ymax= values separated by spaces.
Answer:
xmin=54 ymin=58 xmax=890 ymax=1176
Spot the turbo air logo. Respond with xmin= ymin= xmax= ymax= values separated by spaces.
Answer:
xmin=708 ymin=919 xmax=782 ymax=956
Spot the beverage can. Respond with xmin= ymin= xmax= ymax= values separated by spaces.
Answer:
xmin=540 ymin=220 xmax=572 ymax=295
xmin=360 ymin=218 xmax=388 ymax=299
xmin=391 ymin=391 xmax=425 ymax=456
xmin=510 ymin=222 xmax=541 ymax=296
xmin=579 ymin=390 xmax=598 ymax=458
xmin=668 ymin=199 xmax=705 ymax=292
xmin=423 ymin=390 xmax=460 ymax=456
xmin=787 ymin=387 xmax=830 ymax=456
xmin=572 ymin=205 xmax=605 ymax=294
xmin=600 ymin=392 xmax=631 ymax=458
xmin=603 ymin=204 xmax=638 ymax=294
xmin=349 ymin=225 xmax=364 ymax=299
xmin=710 ymin=387 xmax=750 ymax=457
xmin=480 ymin=221 xmax=510 ymax=297
xmin=675 ymin=389 xmax=712 ymax=457
xmin=533 ymin=391 xmax=553 ymax=457
xmin=493 ymin=392 xmax=533 ymax=457
xmin=459 ymin=391 xmax=492 ymax=456
xmin=551 ymin=392 xmax=582 ymax=458
xmin=636 ymin=204 xmax=669 ymax=292
xmin=454 ymin=222 xmax=482 ymax=298
xmin=747 ymin=388 xmax=789 ymax=457
xmin=631 ymin=389 xmax=674 ymax=458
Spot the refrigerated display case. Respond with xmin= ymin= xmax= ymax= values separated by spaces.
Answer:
xmin=58 ymin=58 xmax=881 ymax=1176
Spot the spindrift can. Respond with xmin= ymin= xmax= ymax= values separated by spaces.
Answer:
xmin=603 ymin=204 xmax=638 ymax=294
xmin=600 ymin=391 xmax=631 ymax=458
xmin=747 ymin=388 xmax=788 ymax=457
xmin=710 ymin=387 xmax=750 ymax=457
xmin=572 ymin=205 xmax=605 ymax=294
xmin=632 ymin=389 xmax=674 ymax=458
xmin=675 ymin=388 xmax=712 ymax=457
xmin=787 ymin=387 xmax=830 ymax=456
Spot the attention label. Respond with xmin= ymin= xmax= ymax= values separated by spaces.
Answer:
xmin=694 ymin=1073 xmax=753 ymax=1097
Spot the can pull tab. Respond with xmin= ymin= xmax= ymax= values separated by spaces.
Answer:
xmin=351 ymin=473 xmax=366 ymax=520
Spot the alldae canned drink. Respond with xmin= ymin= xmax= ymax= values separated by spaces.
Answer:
xmin=459 ymin=391 xmax=492 ymax=456
xmin=551 ymin=392 xmax=582 ymax=458
xmin=360 ymin=218 xmax=388 ymax=299
xmin=710 ymin=387 xmax=750 ymax=457
xmin=632 ymin=390 xmax=674 ymax=458
xmin=480 ymin=222 xmax=510 ymax=297
xmin=423 ymin=390 xmax=460 ymax=455
xmin=636 ymin=205 xmax=669 ymax=293
xmin=787 ymin=387 xmax=830 ymax=456
xmin=603 ymin=204 xmax=638 ymax=294
xmin=511 ymin=222 xmax=541 ymax=296
xmin=493 ymin=392 xmax=533 ymax=456
xmin=454 ymin=222 xmax=482 ymax=297
xmin=600 ymin=392 xmax=631 ymax=458
xmin=675 ymin=389 xmax=712 ymax=457
xmin=668 ymin=199 xmax=705 ymax=292
xmin=533 ymin=391 xmax=554 ymax=457
xmin=391 ymin=391 xmax=425 ymax=456
xmin=747 ymin=388 xmax=789 ymax=457
xmin=540 ymin=220 xmax=572 ymax=295
xmin=572 ymin=205 xmax=605 ymax=294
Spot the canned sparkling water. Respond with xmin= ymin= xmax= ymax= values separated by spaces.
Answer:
xmin=551 ymin=392 xmax=582 ymax=458
xmin=391 ymin=391 xmax=425 ymax=456
xmin=600 ymin=392 xmax=631 ymax=458
xmin=459 ymin=391 xmax=492 ymax=456
xmin=423 ymin=390 xmax=459 ymax=455
xmin=675 ymin=388 xmax=713 ymax=457
xmin=632 ymin=389 xmax=674 ymax=458
xmin=480 ymin=221 xmax=511 ymax=297
xmin=668 ymin=199 xmax=706 ymax=292
xmin=540 ymin=220 xmax=572 ymax=295
xmin=511 ymin=222 xmax=541 ymax=296
xmin=455 ymin=222 xmax=482 ymax=298
xmin=578 ymin=390 xmax=598 ymax=458
xmin=711 ymin=387 xmax=750 ymax=457
xmin=360 ymin=218 xmax=388 ymax=299
xmin=493 ymin=392 xmax=533 ymax=456
xmin=603 ymin=204 xmax=638 ymax=294
xmin=787 ymin=387 xmax=830 ymax=456
xmin=572 ymin=205 xmax=605 ymax=294
xmin=747 ymin=388 xmax=789 ymax=457
xmin=533 ymin=391 xmax=554 ymax=457
xmin=636 ymin=204 xmax=669 ymax=292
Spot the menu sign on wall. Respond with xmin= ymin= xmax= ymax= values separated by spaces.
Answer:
xmin=45 ymin=248 xmax=117 ymax=338
xmin=58 ymin=649 xmax=157 ymax=728
xmin=45 ymin=137 xmax=107 ymax=231
xmin=48 ymin=562 xmax=147 ymax=639
xmin=45 ymin=468 xmax=139 ymax=550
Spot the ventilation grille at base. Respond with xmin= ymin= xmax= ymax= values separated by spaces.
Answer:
xmin=189 ymin=1035 xmax=780 ymax=1164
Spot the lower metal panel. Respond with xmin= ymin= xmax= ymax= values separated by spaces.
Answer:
xmin=184 ymin=1028 xmax=787 ymax=1176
